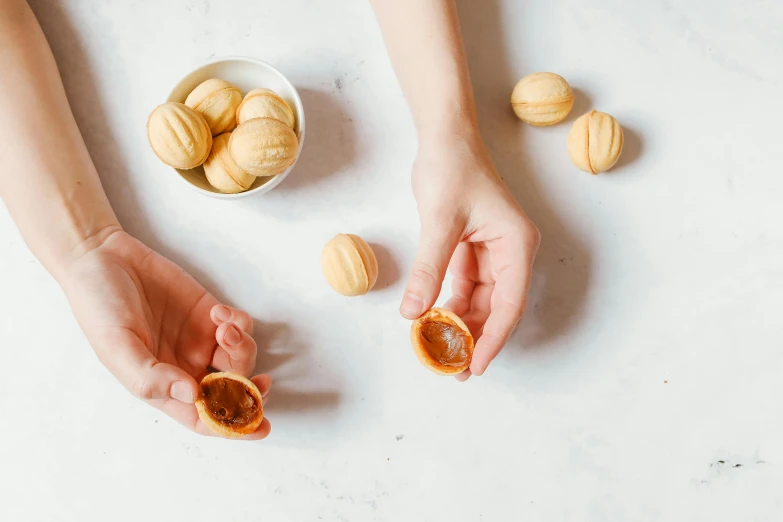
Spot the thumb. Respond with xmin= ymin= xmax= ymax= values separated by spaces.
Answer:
xmin=401 ymin=223 xmax=461 ymax=319
xmin=102 ymin=337 xmax=200 ymax=404
xmin=134 ymin=362 xmax=200 ymax=404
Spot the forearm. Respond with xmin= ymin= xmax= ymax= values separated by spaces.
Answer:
xmin=370 ymin=0 xmax=479 ymax=145
xmin=0 ymin=0 xmax=119 ymax=281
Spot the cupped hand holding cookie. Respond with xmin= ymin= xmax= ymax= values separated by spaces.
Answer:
xmin=62 ymin=230 xmax=272 ymax=439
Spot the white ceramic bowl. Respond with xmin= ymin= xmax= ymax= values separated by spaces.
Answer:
xmin=166 ymin=56 xmax=305 ymax=198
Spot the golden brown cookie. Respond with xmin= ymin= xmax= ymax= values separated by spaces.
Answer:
xmin=321 ymin=234 xmax=378 ymax=296
xmin=511 ymin=72 xmax=574 ymax=126
xmin=195 ymin=372 xmax=264 ymax=438
xmin=147 ymin=102 xmax=212 ymax=170
xmin=567 ymin=110 xmax=624 ymax=174
xmin=203 ymin=133 xmax=255 ymax=194
xmin=228 ymin=117 xmax=299 ymax=177
xmin=236 ymin=88 xmax=296 ymax=128
xmin=185 ymin=79 xmax=242 ymax=136
xmin=411 ymin=308 xmax=474 ymax=375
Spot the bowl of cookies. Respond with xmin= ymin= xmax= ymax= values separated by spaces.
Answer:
xmin=146 ymin=56 xmax=305 ymax=198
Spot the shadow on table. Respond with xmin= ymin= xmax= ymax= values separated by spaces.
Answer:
xmin=612 ymin=124 xmax=644 ymax=173
xmin=233 ymin=86 xmax=361 ymax=221
xmin=456 ymin=0 xmax=594 ymax=350
xmin=252 ymin=320 xmax=341 ymax=414
xmin=564 ymin=87 xmax=594 ymax=124
xmin=273 ymin=87 xmax=357 ymax=194
xmin=369 ymin=242 xmax=402 ymax=291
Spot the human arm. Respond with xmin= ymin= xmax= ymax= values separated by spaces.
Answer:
xmin=369 ymin=0 xmax=541 ymax=378
xmin=0 ymin=0 xmax=270 ymax=437
xmin=0 ymin=0 xmax=120 ymax=276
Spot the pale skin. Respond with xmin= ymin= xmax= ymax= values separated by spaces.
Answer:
xmin=0 ymin=0 xmax=539 ymax=437
xmin=370 ymin=0 xmax=540 ymax=379
xmin=0 ymin=0 xmax=270 ymax=439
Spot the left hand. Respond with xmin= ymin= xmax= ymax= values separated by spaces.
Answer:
xmin=60 ymin=229 xmax=272 ymax=439
xmin=400 ymin=131 xmax=541 ymax=380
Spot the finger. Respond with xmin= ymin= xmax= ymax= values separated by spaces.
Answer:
xmin=470 ymin=227 xmax=540 ymax=376
xmin=444 ymin=277 xmax=476 ymax=317
xmin=448 ymin=242 xmax=479 ymax=281
xmin=460 ymin=282 xmax=493 ymax=337
xmin=158 ymin=400 xmax=201 ymax=430
xmin=444 ymin=244 xmax=478 ymax=317
xmin=210 ymin=304 xmax=254 ymax=334
xmin=455 ymin=369 xmax=472 ymax=382
xmin=238 ymin=418 xmax=272 ymax=440
xmin=160 ymin=400 xmax=272 ymax=440
xmin=104 ymin=336 xmax=199 ymax=404
xmin=211 ymin=322 xmax=257 ymax=377
xmin=251 ymin=374 xmax=273 ymax=400
xmin=400 ymin=222 xmax=462 ymax=319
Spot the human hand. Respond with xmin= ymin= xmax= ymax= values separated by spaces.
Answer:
xmin=401 ymin=131 xmax=541 ymax=380
xmin=60 ymin=229 xmax=271 ymax=439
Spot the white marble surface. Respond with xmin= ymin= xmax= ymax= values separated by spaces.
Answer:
xmin=1 ymin=0 xmax=782 ymax=520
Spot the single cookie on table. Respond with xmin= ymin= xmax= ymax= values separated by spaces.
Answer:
xmin=567 ymin=110 xmax=624 ymax=174
xmin=185 ymin=78 xmax=242 ymax=136
xmin=195 ymin=372 xmax=264 ymax=438
xmin=203 ymin=133 xmax=255 ymax=194
xmin=321 ymin=234 xmax=378 ymax=296
xmin=228 ymin=117 xmax=299 ymax=177
xmin=510 ymin=72 xmax=574 ymax=126
xmin=147 ymin=102 xmax=212 ymax=170
xmin=236 ymin=88 xmax=296 ymax=128
xmin=410 ymin=308 xmax=474 ymax=375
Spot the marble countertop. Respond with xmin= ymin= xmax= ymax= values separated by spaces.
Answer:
xmin=2 ymin=0 xmax=782 ymax=520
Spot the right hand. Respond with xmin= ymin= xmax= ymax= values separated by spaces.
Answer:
xmin=401 ymin=131 xmax=540 ymax=380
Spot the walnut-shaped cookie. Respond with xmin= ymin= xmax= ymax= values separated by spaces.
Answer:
xmin=411 ymin=308 xmax=474 ymax=375
xmin=185 ymin=79 xmax=242 ymax=136
xmin=147 ymin=102 xmax=212 ymax=169
xmin=195 ymin=372 xmax=264 ymax=438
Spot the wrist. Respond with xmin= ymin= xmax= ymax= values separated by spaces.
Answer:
xmin=47 ymin=220 xmax=123 ymax=284
xmin=416 ymin=103 xmax=481 ymax=150
xmin=13 ymin=168 xmax=123 ymax=282
xmin=416 ymin=119 xmax=488 ymax=166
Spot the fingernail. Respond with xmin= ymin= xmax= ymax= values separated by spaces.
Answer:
xmin=170 ymin=381 xmax=194 ymax=403
xmin=214 ymin=305 xmax=231 ymax=323
xmin=400 ymin=293 xmax=424 ymax=319
xmin=224 ymin=325 xmax=242 ymax=346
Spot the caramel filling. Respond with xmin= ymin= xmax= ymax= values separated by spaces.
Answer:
xmin=420 ymin=318 xmax=471 ymax=367
xmin=201 ymin=378 xmax=259 ymax=427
